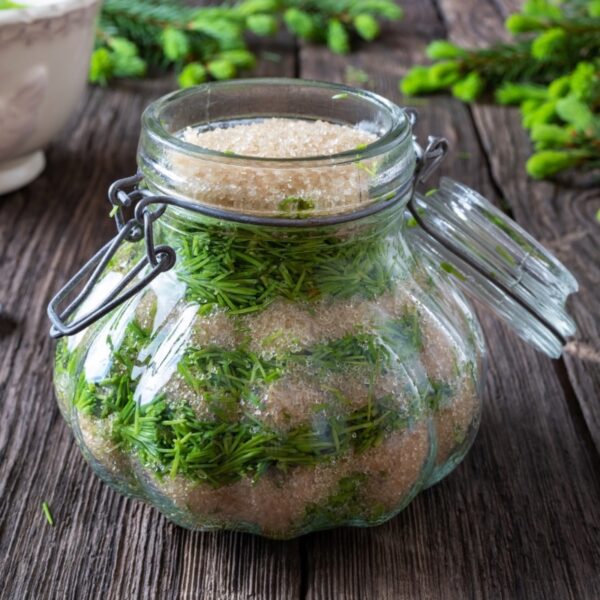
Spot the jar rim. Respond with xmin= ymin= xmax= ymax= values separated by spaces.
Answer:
xmin=141 ymin=78 xmax=412 ymax=167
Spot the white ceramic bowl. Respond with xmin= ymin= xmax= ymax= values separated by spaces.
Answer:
xmin=0 ymin=0 xmax=100 ymax=195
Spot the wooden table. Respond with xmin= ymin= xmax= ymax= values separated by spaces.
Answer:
xmin=1 ymin=1 xmax=599 ymax=597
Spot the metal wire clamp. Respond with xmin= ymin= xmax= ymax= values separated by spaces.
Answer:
xmin=47 ymin=179 xmax=176 ymax=338
xmin=47 ymin=134 xmax=448 ymax=339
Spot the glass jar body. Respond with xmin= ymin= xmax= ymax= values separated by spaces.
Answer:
xmin=48 ymin=79 xmax=581 ymax=537
xmin=54 ymin=202 xmax=485 ymax=538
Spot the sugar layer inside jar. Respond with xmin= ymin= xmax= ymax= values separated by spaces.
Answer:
xmin=172 ymin=118 xmax=379 ymax=216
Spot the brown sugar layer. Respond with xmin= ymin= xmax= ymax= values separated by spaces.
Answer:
xmin=172 ymin=118 xmax=380 ymax=216
xmin=154 ymin=419 xmax=430 ymax=536
xmin=77 ymin=414 xmax=132 ymax=480
xmin=433 ymin=376 xmax=480 ymax=466
xmin=181 ymin=118 xmax=377 ymax=159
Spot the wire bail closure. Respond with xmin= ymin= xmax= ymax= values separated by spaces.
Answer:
xmin=47 ymin=176 xmax=177 ymax=339
xmin=46 ymin=125 xmax=448 ymax=339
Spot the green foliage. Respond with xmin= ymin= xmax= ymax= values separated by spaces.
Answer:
xmin=160 ymin=27 xmax=190 ymax=62
xmin=400 ymin=0 xmax=600 ymax=180
xmin=505 ymin=13 xmax=546 ymax=33
xmin=93 ymin=0 xmax=402 ymax=85
xmin=353 ymin=14 xmax=380 ymax=41
xmin=530 ymin=27 xmax=566 ymax=59
xmin=0 ymin=0 xmax=24 ymax=8
xmin=89 ymin=38 xmax=146 ymax=84
xmin=207 ymin=58 xmax=237 ymax=80
xmin=246 ymin=13 xmax=279 ymax=35
xmin=589 ymin=0 xmax=600 ymax=17
xmin=67 ymin=311 xmax=436 ymax=487
xmin=236 ymin=0 xmax=279 ymax=17
xmin=400 ymin=66 xmax=439 ymax=96
xmin=348 ymin=0 xmax=402 ymax=20
xmin=177 ymin=62 xmax=207 ymax=88
xmin=530 ymin=124 xmax=574 ymax=147
xmin=89 ymin=48 xmax=114 ymax=85
xmin=426 ymin=40 xmax=467 ymax=60
xmin=451 ymin=72 xmax=484 ymax=102
xmin=526 ymin=149 xmax=583 ymax=177
xmin=283 ymin=8 xmax=317 ymax=39
xmin=495 ymin=82 xmax=548 ymax=104
xmin=169 ymin=213 xmax=402 ymax=315
xmin=327 ymin=18 xmax=351 ymax=54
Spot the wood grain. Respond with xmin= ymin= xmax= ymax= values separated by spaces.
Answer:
xmin=0 ymin=37 xmax=302 ymax=600
xmin=1 ymin=1 xmax=599 ymax=599
xmin=298 ymin=2 xmax=600 ymax=598
xmin=436 ymin=0 xmax=600 ymax=453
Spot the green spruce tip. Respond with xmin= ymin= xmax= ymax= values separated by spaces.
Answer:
xmin=235 ymin=0 xmax=279 ymax=17
xmin=178 ymin=63 xmax=208 ymax=88
xmin=349 ymin=0 xmax=403 ymax=20
xmin=569 ymin=62 xmax=598 ymax=103
xmin=505 ymin=13 xmax=547 ymax=34
xmin=161 ymin=27 xmax=190 ymax=62
xmin=526 ymin=150 xmax=582 ymax=178
xmin=207 ymin=58 xmax=237 ymax=80
xmin=400 ymin=66 xmax=441 ymax=96
xmin=93 ymin=0 xmax=404 ymax=86
xmin=89 ymin=36 xmax=146 ymax=84
xmin=68 ymin=312 xmax=448 ymax=487
xmin=428 ymin=61 xmax=462 ymax=87
xmin=398 ymin=1 xmax=600 ymax=179
xmin=89 ymin=48 xmax=114 ymax=86
xmin=353 ymin=14 xmax=380 ymax=41
xmin=530 ymin=124 xmax=574 ymax=149
xmin=495 ymin=82 xmax=548 ymax=105
xmin=426 ymin=40 xmax=468 ymax=60
xmin=531 ymin=27 xmax=567 ymax=60
xmin=0 ymin=0 xmax=24 ymax=9
xmin=451 ymin=72 xmax=484 ymax=102
xmin=246 ymin=13 xmax=279 ymax=36
xmin=521 ymin=100 xmax=558 ymax=130
xmin=283 ymin=8 xmax=316 ymax=40
xmin=62 ymin=211 xmax=468 ymax=490
xmin=216 ymin=48 xmax=257 ymax=69
xmin=556 ymin=96 xmax=595 ymax=131
xmin=327 ymin=19 xmax=350 ymax=54
xmin=589 ymin=0 xmax=600 ymax=18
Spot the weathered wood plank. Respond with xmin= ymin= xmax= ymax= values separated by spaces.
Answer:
xmin=1 ymin=1 xmax=599 ymax=598
xmin=435 ymin=0 xmax=600 ymax=452
xmin=0 ymin=40 xmax=302 ymax=600
xmin=299 ymin=1 xmax=600 ymax=598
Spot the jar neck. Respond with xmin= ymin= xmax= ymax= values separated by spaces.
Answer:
xmin=139 ymin=135 xmax=416 ymax=221
xmin=157 ymin=193 xmax=410 ymax=245
xmin=137 ymin=79 xmax=417 ymax=220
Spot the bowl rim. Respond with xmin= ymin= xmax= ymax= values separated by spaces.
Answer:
xmin=0 ymin=0 xmax=97 ymax=26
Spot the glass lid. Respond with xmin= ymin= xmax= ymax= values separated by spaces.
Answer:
xmin=407 ymin=177 xmax=578 ymax=358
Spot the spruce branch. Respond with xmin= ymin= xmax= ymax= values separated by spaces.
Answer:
xmin=400 ymin=0 xmax=600 ymax=182
xmin=90 ymin=0 xmax=403 ymax=86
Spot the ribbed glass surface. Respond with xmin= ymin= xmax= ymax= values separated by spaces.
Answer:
xmin=408 ymin=177 xmax=578 ymax=358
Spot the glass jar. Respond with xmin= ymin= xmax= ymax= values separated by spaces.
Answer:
xmin=48 ymin=79 xmax=577 ymax=539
